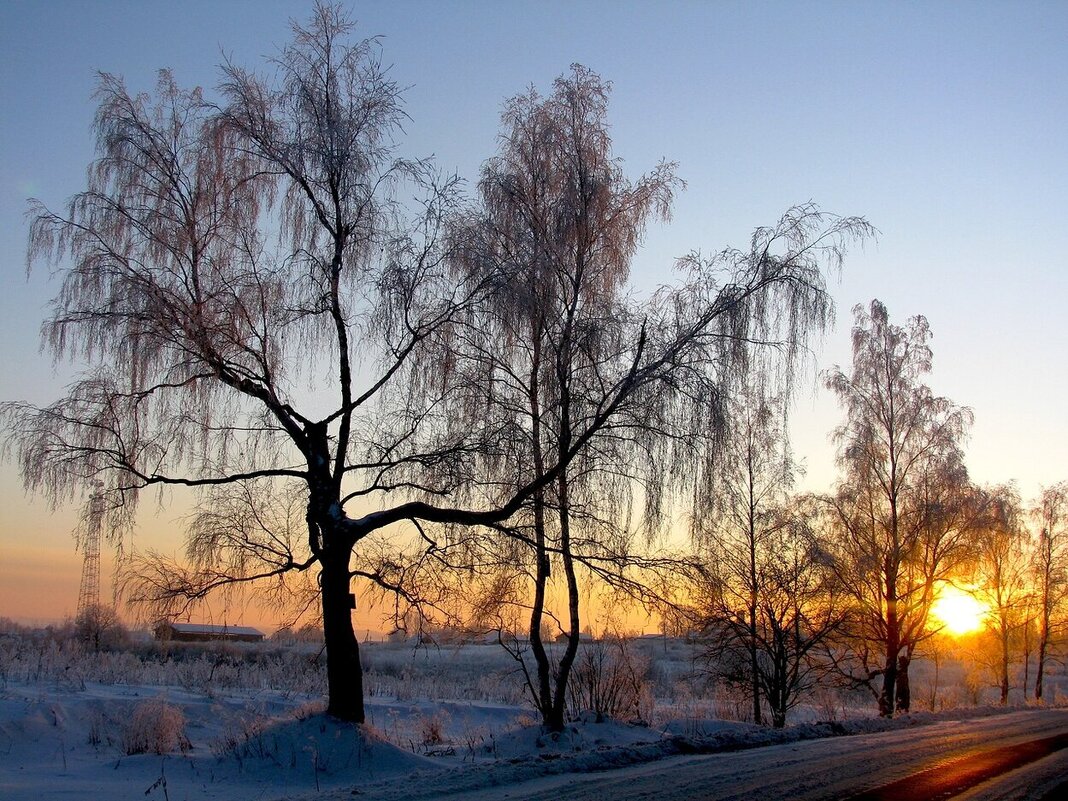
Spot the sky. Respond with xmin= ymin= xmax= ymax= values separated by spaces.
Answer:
xmin=1 ymin=0 xmax=1066 ymax=628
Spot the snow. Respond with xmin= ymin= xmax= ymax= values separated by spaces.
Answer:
xmin=0 ymin=681 xmax=446 ymax=800
xmin=4 ymin=674 xmax=1058 ymax=801
xmin=1 ymin=633 xmax=1065 ymax=800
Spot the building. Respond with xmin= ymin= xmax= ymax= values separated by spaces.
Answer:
xmin=154 ymin=622 xmax=265 ymax=643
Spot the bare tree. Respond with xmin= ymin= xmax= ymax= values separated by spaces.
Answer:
xmin=448 ymin=66 xmax=682 ymax=731
xmin=1033 ymin=481 xmax=1068 ymax=701
xmin=698 ymin=387 xmax=795 ymax=725
xmin=2 ymin=6 xmax=871 ymax=725
xmin=7 ymin=6 xmax=471 ymax=722
xmin=892 ymin=455 xmax=987 ymax=711
xmin=976 ymin=486 xmax=1034 ymax=704
xmin=824 ymin=300 xmax=976 ymax=716
xmin=704 ymin=495 xmax=842 ymax=727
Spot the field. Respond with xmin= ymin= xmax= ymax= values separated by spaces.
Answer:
xmin=1 ymin=625 xmax=1064 ymax=800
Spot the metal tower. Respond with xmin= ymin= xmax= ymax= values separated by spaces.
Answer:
xmin=76 ymin=488 xmax=104 ymax=621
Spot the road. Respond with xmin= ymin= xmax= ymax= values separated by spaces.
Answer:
xmin=414 ymin=710 xmax=1068 ymax=801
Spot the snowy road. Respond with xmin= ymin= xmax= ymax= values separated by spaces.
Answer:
xmin=376 ymin=710 xmax=1068 ymax=801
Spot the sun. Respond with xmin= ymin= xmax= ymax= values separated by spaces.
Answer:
xmin=931 ymin=583 xmax=987 ymax=636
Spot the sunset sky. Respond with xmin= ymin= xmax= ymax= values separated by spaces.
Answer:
xmin=1 ymin=0 xmax=1065 ymax=629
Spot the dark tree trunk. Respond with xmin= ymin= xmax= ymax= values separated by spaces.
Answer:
xmin=769 ymin=649 xmax=787 ymax=728
xmin=749 ymin=606 xmax=762 ymax=726
xmin=321 ymin=544 xmax=364 ymax=723
xmin=895 ymin=654 xmax=911 ymax=713
xmin=879 ymin=655 xmax=898 ymax=717
xmin=526 ymin=336 xmax=555 ymax=722
xmin=1000 ymin=624 xmax=1010 ymax=705
xmin=528 ymin=506 xmax=554 ymax=719
xmin=1021 ymin=620 xmax=1032 ymax=696
xmin=928 ymin=649 xmax=941 ymax=711
xmin=771 ymin=705 xmax=786 ymax=729
xmin=1036 ymin=622 xmax=1048 ymax=701
xmin=1036 ymin=525 xmax=1054 ymax=702
xmin=546 ymin=479 xmax=581 ymax=732
xmin=879 ymin=575 xmax=900 ymax=717
xmin=748 ymin=506 xmax=762 ymax=726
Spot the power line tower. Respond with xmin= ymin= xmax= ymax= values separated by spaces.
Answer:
xmin=76 ymin=486 xmax=104 ymax=622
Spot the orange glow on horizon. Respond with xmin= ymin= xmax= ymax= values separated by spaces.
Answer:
xmin=931 ymin=583 xmax=987 ymax=636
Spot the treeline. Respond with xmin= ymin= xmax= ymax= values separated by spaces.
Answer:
xmin=699 ymin=299 xmax=1067 ymax=727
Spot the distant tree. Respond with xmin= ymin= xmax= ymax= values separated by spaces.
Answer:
xmin=824 ymin=300 xmax=976 ymax=716
xmin=975 ymin=486 xmax=1034 ymax=704
xmin=892 ymin=454 xmax=987 ymax=711
xmin=75 ymin=602 xmax=128 ymax=651
xmin=699 ymin=387 xmax=795 ymax=725
xmin=704 ymin=493 xmax=842 ymax=728
xmin=1033 ymin=481 xmax=1068 ymax=701
xmin=2 ymin=5 xmax=870 ymax=726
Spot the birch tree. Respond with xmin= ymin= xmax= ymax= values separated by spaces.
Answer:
xmin=825 ymin=300 xmax=975 ymax=716
xmin=447 ymin=68 xmax=870 ymax=731
xmin=1033 ymin=481 xmax=1068 ymax=701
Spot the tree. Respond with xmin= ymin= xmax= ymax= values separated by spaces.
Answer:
xmin=75 ymin=602 xmax=128 ymax=651
xmin=824 ymin=300 xmax=975 ymax=716
xmin=891 ymin=451 xmax=987 ymax=712
xmin=3 ymin=5 xmax=870 ymax=724
xmin=1033 ymin=481 xmax=1068 ymax=701
xmin=704 ymin=494 xmax=842 ymax=727
xmin=451 ymin=66 xmax=681 ymax=731
xmin=10 ymin=6 xmax=460 ymax=722
xmin=975 ymin=486 xmax=1034 ymax=704
xmin=445 ymin=68 xmax=869 ymax=731
xmin=699 ymin=387 xmax=795 ymax=725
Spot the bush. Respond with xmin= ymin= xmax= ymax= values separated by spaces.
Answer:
xmin=419 ymin=710 xmax=449 ymax=746
xmin=122 ymin=700 xmax=190 ymax=755
xmin=567 ymin=638 xmax=653 ymax=723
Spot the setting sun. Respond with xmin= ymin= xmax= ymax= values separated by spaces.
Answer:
xmin=931 ymin=584 xmax=987 ymax=636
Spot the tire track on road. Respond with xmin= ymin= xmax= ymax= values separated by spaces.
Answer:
xmin=845 ymin=732 xmax=1068 ymax=801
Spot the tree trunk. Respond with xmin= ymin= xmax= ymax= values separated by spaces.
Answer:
xmin=321 ymin=546 xmax=365 ymax=723
xmin=1036 ymin=624 xmax=1048 ymax=702
xmin=769 ymin=646 xmax=787 ymax=728
xmin=1033 ymin=534 xmax=1050 ymax=700
xmin=547 ymin=471 xmax=581 ymax=733
xmin=928 ymin=649 xmax=941 ymax=711
xmin=749 ymin=605 xmax=762 ymax=726
xmin=526 ymin=335 xmax=554 ymax=722
xmin=879 ymin=572 xmax=900 ymax=717
xmin=1021 ymin=620 xmax=1031 ymax=696
xmin=1000 ymin=623 xmax=1010 ymax=705
xmin=895 ymin=654 xmax=911 ymax=713
xmin=528 ymin=506 xmax=554 ymax=720
xmin=748 ymin=503 xmax=762 ymax=726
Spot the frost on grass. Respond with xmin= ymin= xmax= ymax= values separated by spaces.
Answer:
xmin=0 ymin=627 xmax=1065 ymax=801
xmin=121 ymin=700 xmax=190 ymax=755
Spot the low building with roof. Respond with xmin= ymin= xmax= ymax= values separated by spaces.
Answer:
xmin=154 ymin=621 xmax=265 ymax=643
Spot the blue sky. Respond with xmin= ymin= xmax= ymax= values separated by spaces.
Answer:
xmin=2 ymin=1 xmax=1066 ymax=623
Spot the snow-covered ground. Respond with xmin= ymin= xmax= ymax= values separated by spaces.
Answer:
xmin=6 ymin=678 xmax=1060 ymax=801
xmin=0 ymin=681 xmax=443 ymax=800
xmin=1 ymin=630 xmax=1065 ymax=800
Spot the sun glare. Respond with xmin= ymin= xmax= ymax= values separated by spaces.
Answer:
xmin=931 ymin=584 xmax=987 ymax=636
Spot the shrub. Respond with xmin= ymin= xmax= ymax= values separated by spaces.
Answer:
xmin=122 ymin=700 xmax=190 ymax=755
xmin=419 ymin=710 xmax=449 ymax=746
xmin=567 ymin=638 xmax=653 ymax=723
